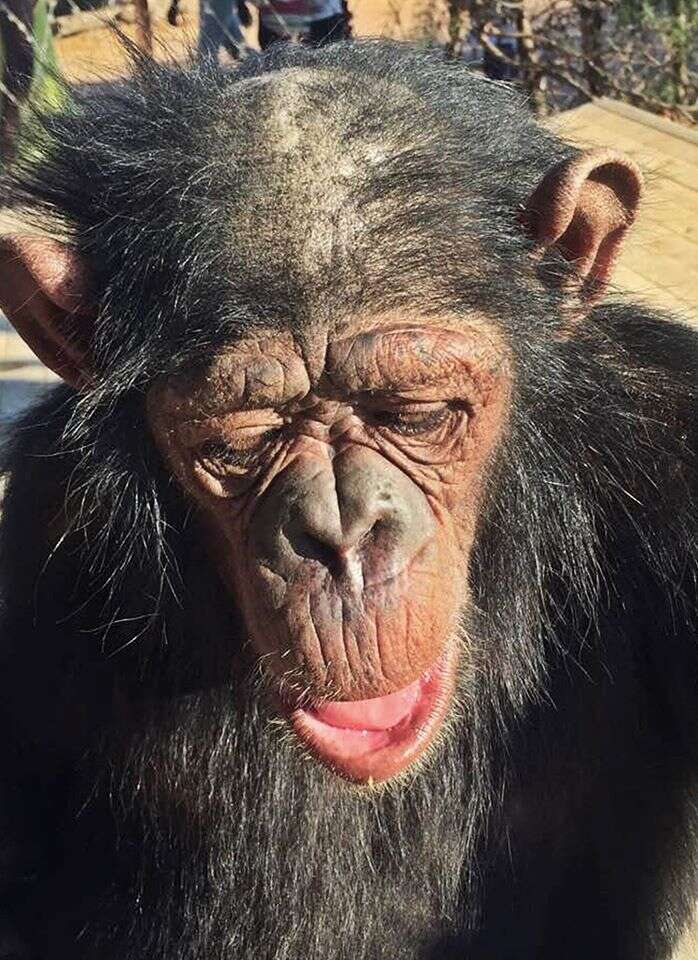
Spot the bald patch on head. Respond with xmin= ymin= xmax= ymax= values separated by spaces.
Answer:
xmin=207 ymin=60 xmax=470 ymax=331
xmin=224 ymin=67 xmax=365 ymax=287
xmin=255 ymin=68 xmax=325 ymax=152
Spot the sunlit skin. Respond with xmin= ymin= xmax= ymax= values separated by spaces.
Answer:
xmin=148 ymin=315 xmax=512 ymax=782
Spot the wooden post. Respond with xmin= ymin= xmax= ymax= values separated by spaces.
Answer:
xmin=446 ymin=0 xmax=467 ymax=59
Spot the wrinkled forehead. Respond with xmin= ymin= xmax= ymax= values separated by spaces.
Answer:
xmin=151 ymin=313 xmax=507 ymax=418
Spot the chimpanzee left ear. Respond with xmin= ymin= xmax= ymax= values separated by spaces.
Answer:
xmin=523 ymin=149 xmax=643 ymax=305
xmin=0 ymin=235 xmax=95 ymax=388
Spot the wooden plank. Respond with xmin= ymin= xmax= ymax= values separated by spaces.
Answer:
xmin=556 ymin=102 xmax=698 ymax=317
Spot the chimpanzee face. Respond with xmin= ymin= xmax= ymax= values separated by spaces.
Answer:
xmin=147 ymin=313 xmax=511 ymax=782
xmin=0 ymin=59 xmax=641 ymax=785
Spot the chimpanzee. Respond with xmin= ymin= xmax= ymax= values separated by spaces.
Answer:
xmin=0 ymin=40 xmax=695 ymax=960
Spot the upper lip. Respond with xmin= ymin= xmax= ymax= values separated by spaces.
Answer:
xmin=259 ymin=539 xmax=430 ymax=604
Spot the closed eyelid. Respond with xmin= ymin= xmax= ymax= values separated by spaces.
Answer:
xmin=359 ymin=395 xmax=449 ymax=408
xmin=175 ymin=411 xmax=284 ymax=446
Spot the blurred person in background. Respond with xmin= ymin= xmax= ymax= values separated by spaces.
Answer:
xmin=482 ymin=19 xmax=520 ymax=82
xmin=198 ymin=0 xmax=248 ymax=61
xmin=243 ymin=0 xmax=351 ymax=49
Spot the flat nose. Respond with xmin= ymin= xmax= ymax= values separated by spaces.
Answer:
xmin=284 ymin=464 xmax=384 ymax=574
xmin=250 ymin=445 xmax=436 ymax=586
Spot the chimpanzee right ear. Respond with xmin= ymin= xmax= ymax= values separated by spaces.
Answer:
xmin=522 ymin=149 xmax=643 ymax=306
xmin=0 ymin=235 xmax=95 ymax=388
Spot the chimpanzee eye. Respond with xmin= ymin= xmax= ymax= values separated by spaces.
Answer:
xmin=197 ymin=431 xmax=280 ymax=475
xmin=370 ymin=405 xmax=454 ymax=437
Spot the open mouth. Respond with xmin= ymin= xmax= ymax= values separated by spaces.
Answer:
xmin=288 ymin=645 xmax=458 ymax=784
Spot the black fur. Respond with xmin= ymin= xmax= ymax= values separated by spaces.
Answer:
xmin=0 ymin=41 xmax=696 ymax=960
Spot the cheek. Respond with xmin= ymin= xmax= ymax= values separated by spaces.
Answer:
xmin=439 ymin=387 xmax=511 ymax=545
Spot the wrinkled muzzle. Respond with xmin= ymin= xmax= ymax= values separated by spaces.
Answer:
xmin=242 ymin=445 xmax=448 ymax=700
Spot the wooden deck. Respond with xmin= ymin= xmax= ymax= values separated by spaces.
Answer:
xmin=555 ymin=98 xmax=698 ymax=324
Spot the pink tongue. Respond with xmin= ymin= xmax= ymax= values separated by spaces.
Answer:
xmin=311 ymin=678 xmax=422 ymax=731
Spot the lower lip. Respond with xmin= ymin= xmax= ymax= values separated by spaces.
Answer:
xmin=289 ymin=646 xmax=457 ymax=784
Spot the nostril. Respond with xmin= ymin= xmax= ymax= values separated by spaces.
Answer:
xmin=284 ymin=523 xmax=342 ymax=574
xmin=286 ymin=526 xmax=343 ymax=574
xmin=357 ymin=517 xmax=385 ymax=553
xmin=283 ymin=514 xmax=390 ymax=574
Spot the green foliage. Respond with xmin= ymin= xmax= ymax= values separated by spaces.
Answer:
xmin=616 ymin=0 xmax=697 ymax=105
xmin=616 ymin=0 xmax=698 ymax=36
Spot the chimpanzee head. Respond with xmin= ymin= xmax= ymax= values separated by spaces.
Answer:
xmin=0 ymin=42 xmax=642 ymax=786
